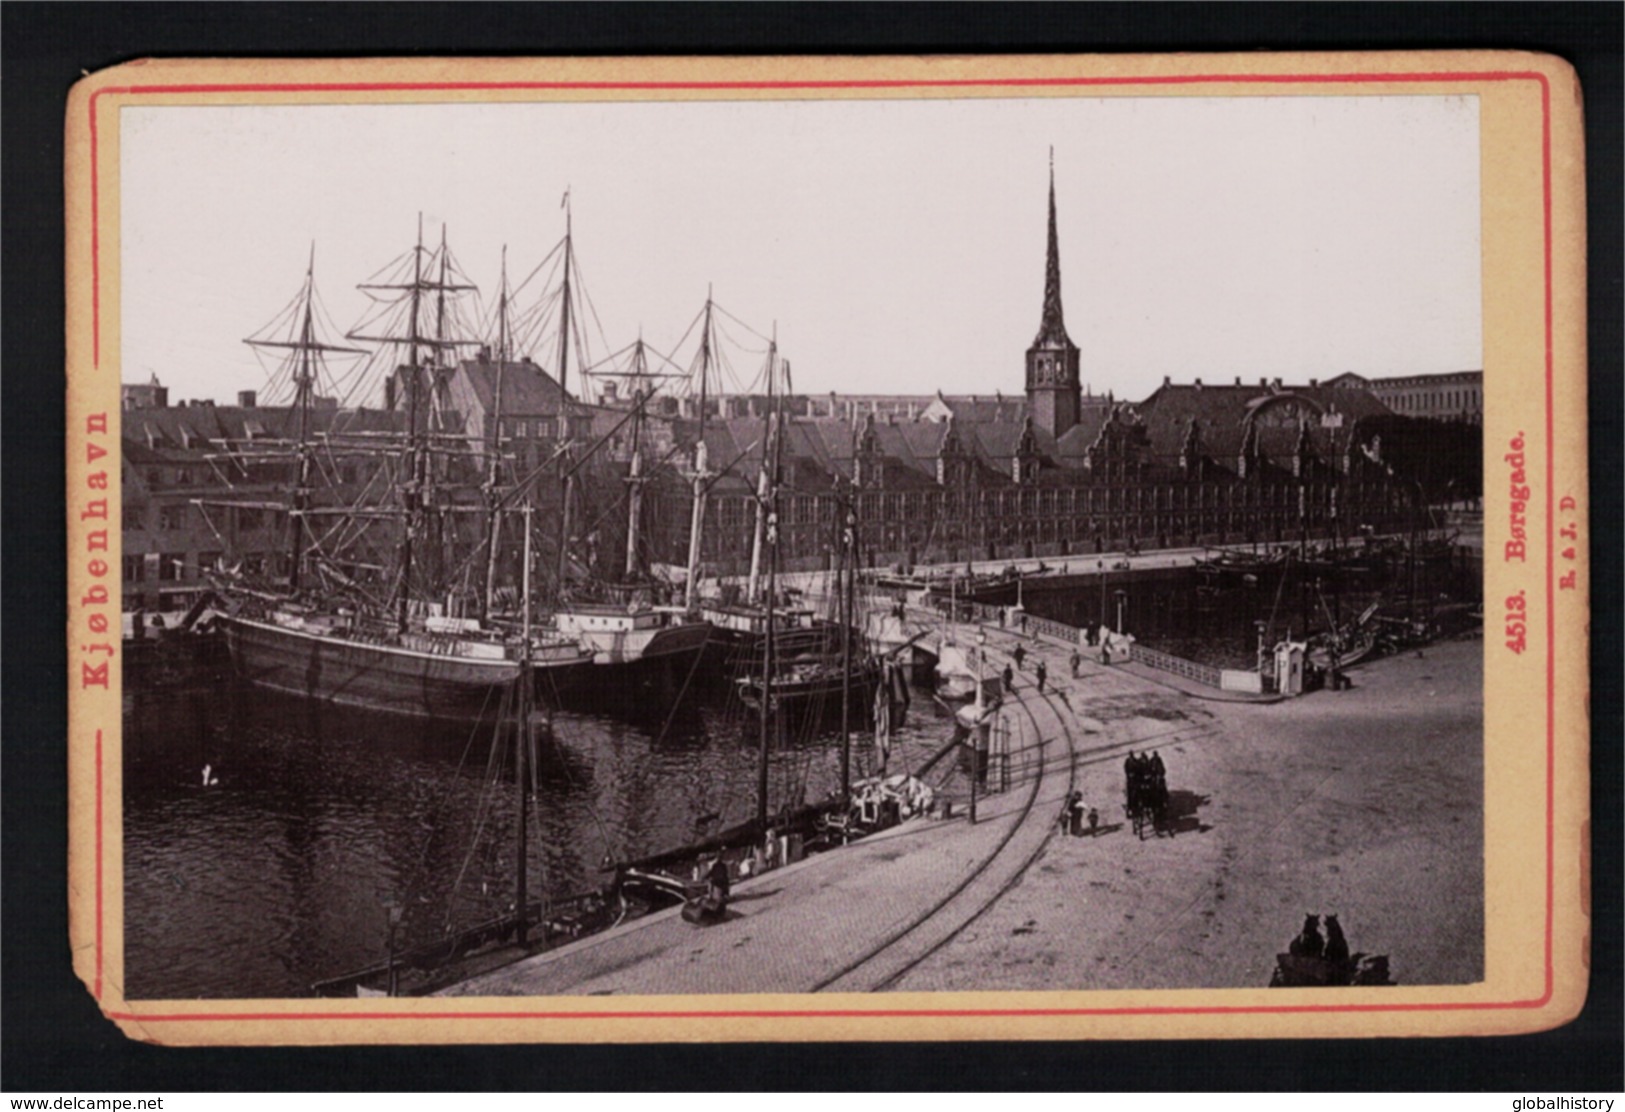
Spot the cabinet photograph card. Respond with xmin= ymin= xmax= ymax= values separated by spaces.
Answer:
xmin=64 ymin=51 xmax=1589 ymax=1044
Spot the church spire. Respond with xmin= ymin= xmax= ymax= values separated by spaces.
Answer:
xmin=1034 ymin=147 xmax=1071 ymax=348
xmin=1025 ymin=150 xmax=1082 ymax=439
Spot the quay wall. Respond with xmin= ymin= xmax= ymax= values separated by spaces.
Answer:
xmin=912 ymin=586 xmax=1240 ymax=693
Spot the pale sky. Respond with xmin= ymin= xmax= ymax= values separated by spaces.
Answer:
xmin=120 ymin=94 xmax=1481 ymax=406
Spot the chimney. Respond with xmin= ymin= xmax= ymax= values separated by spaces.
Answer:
xmin=1163 ymin=375 xmax=1171 ymax=387
xmin=1259 ymin=377 xmax=1268 ymax=389
xmin=1309 ymin=377 xmax=1319 ymax=388
xmin=1194 ymin=378 xmax=1203 ymax=390
xmin=1235 ymin=376 xmax=1242 ymax=386
xmin=478 ymin=344 xmax=492 ymax=363
xmin=238 ymin=390 xmax=256 ymax=408
xmin=1273 ymin=377 xmax=1283 ymax=390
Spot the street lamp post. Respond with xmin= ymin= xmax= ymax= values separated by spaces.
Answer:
xmin=1115 ymin=589 xmax=1127 ymax=636
xmin=1097 ymin=559 xmax=1106 ymax=634
xmin=970 ymin=630 xmax=986 ymax=825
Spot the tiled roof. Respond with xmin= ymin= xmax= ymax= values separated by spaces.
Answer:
xmin=120 ymin=404 xmax=414 ymax=455
xmin=456 ymin=358 xmax=572 ymax=416
xmin=1135 ymin=383 xmax=1390 ymax=469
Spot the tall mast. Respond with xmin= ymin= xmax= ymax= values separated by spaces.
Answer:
xmin=622 ymin=337 xmax=650 ymax=579
xmin=683 ymin=290 xmax=714 ymax=611
xmin=482 ymin=247 xmax=511 ymax=620
xmin=345 ymin=216 xmax=474 ymax=630
xmin=555 ymin=200 xmax=576 ymax=595
xmin=288 ymin=246 xmax=317 ymax=590
xmin=515 ymin=500 xmax=534 ymax=947
xmin=746 ymin=329 xmax=778 ymax=604
xmin=558 ymin=194 xmax=575 ymax=400
xmin=245 ymin=248 xmax=365 ymax=593
xmin=757 ymin=352 xmax=784 ymax=834
xmin=427 ymin=225 xmax=453 ymax=595
xmin=398 ymin=216 xmax=426 ymax=632
xmin=697 ymin=287 xmax=712 ymax=443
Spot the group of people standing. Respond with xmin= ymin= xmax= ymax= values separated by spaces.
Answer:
xmin=1123 ymin=750 xmax=1169 ymax=821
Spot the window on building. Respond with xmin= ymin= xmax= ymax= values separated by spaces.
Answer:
xmin=157 ymin=553 xmax=184 ymax=581
xmin=124 ymin=555 xmax=144 ymax=583
xmin=238 ymin=508 xmax=264 ymax=532
xmin=159 ymin=504 xmax=188 ymax=531
xmin=198 ymin=551 xmax=223 ymax=574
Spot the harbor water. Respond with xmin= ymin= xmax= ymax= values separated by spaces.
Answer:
xmin=122 ymin=663 xmax=954 ymax=999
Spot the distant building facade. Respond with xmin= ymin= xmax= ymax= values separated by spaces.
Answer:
xmin=1326 ymin=370 xmax=1482 ymax=424
xmin=121 ymin=374 xmax=169 ymax=411
xmin=120 ymin=395 xmax=412 ymax=612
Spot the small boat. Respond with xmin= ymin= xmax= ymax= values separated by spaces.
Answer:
xmin=736 ymin=652 xmax=881 ymax=711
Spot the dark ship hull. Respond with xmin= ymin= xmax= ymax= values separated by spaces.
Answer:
xmin=553 ymin=619 xmax=714 ymax=707
xmin=222 ymin=614 xmax=553 ymax=722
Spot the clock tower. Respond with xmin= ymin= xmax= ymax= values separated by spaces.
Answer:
xmin=1026 ymin=153 xmax=1082 ymax=439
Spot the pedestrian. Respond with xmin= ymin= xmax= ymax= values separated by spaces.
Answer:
xmin=1086 ymin=804 xmax=1100 ymax=836
xmin=706 ymin=856 xmax=731 ymax=905
xmin=1012 ymin=644 xmax=1026 ymax=671
xmin=1035 ymin=660 xmax=1047 ymax=693
xmin=1069 ymin=648 xmax=1081 ymax=678
xmin=1002 ymin=663 xmax=1014 ymax=694
xmin=1100 ymin=639 xmax=1111 ymax=665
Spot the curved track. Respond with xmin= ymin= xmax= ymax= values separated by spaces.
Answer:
xmin=812 ymin=659 xmax=1080 ymax=993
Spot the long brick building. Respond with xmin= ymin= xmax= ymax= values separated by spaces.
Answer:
xmin=642 ymin=167 xmax=1458 ymax=576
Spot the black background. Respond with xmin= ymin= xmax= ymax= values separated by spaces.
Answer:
xmin=5 ymin=2 xmax=1620 ymax=1093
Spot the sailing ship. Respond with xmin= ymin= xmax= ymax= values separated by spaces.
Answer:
xmin=213 ymin=227 xmax=591 ymax=721
xmin=311 ymin=394 xmax=881 ymax=993
xmin=310 ymin=502 xmax=689 ymax=998
xmin=532 ymin=213 xmax=713 ymax=706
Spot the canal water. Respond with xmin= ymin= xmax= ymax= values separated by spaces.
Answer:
xmin=985 ymin=550 xmax=1479 ymax=671
xmin=122 ymin=666 xmax=958 ymax=999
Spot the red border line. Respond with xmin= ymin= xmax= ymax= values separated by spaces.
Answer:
xmin=95 ymin=728 xmax=104 ymax=1000
xmin=1541 ymin=73 xmax=1556 ymax=1002
xmin=86 ymin=68 xmax=1557 ymax=1022
xmin=98 ymin=994 xmax=1555 ymax=1023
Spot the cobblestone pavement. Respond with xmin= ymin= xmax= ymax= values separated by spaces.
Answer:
xmin=891 ymin=634 xmax=1484 ymax=992
xmin=444 ymin=628 xmax=1483 ymax=996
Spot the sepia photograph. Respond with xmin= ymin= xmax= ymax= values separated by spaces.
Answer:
xmin=59 ymin=53 xmax=1589 ymax=1045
